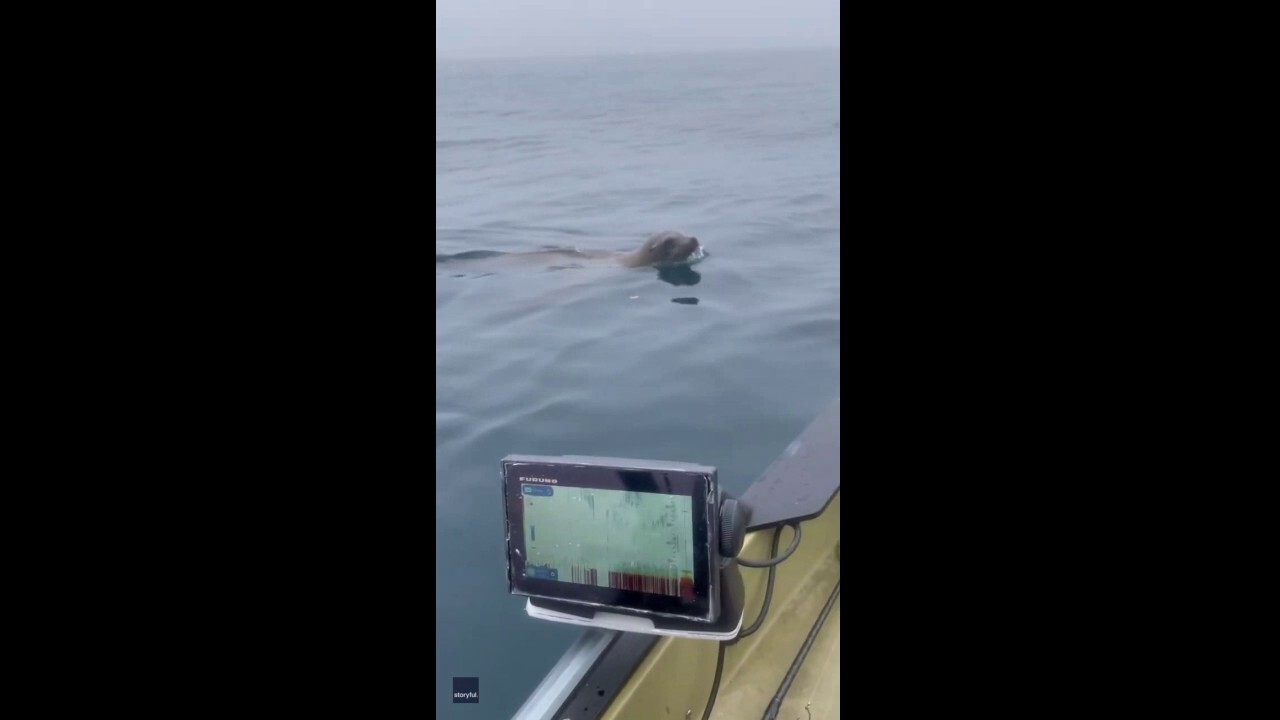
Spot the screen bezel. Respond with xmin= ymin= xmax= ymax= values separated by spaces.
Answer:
xmin=503 ymin=458 xmax=716 ymax=622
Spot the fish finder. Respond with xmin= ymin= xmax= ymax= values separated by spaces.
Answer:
xmin=502 ymin=455 xmax=749 ymax=640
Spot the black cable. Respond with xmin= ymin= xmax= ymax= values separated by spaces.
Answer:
xmin=736 ymin=522 xmax=802 ymax=568
xmin=734 ymin=525 xmax=785 ymax=641
xmin=761 ymin=580 xmax=840 ymax=720
xmin=700 ymin=640 xmax=727 ymax=720
xmin=704 ymin=521 xmax=805 ymax=719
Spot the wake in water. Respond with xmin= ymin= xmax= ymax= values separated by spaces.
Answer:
xmin=436 ymin=247 xmax=596 ymax=264
xmin=437 ymin=246 xmax=704 ymax=287
xmin=436 ymin=232 xmax=707 ymax=273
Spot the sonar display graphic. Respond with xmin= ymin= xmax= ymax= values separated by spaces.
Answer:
xmin=522 ymin=485 xmax=695 ymax=601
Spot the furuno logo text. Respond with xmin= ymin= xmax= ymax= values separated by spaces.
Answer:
xmin=520 ymin=477 xmax=557 ymax=484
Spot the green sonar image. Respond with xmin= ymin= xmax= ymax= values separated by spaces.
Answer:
xmin=523 ymin=485 xmax=696 ymax=601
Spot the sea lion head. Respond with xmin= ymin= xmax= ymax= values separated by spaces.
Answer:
xmin=633 ymin=231 xmax=704 ymax=267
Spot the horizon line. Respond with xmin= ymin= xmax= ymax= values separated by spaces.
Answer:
xmin=436 ymin=44 xmax=839 ymax=64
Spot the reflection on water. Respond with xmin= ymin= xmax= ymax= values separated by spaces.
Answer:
xmin=657 ymin=265 xmax=701 ymax=286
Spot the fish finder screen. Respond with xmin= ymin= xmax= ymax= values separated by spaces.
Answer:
xmin=522 ymin=485 xmax=696 ymax=601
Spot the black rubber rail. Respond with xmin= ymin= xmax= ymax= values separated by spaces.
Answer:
xmin=760 ymin=579 xmax=841 ymax=720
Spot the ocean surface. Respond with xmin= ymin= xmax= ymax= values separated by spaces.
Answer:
xmin=436 ymin=47 xmax=840 ymax=718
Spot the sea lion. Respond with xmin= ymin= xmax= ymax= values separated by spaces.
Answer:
xmin=616 ymin=231 xmax=704 ymax=268
xmin=436 ymin=231 xmax=705 ymax=271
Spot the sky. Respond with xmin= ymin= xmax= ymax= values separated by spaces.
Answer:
xmin=436 ymin=0 xmax=840 ymax=60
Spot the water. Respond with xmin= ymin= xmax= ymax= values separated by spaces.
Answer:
xmin=436 ymin=47 xmax=840 ymax=718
